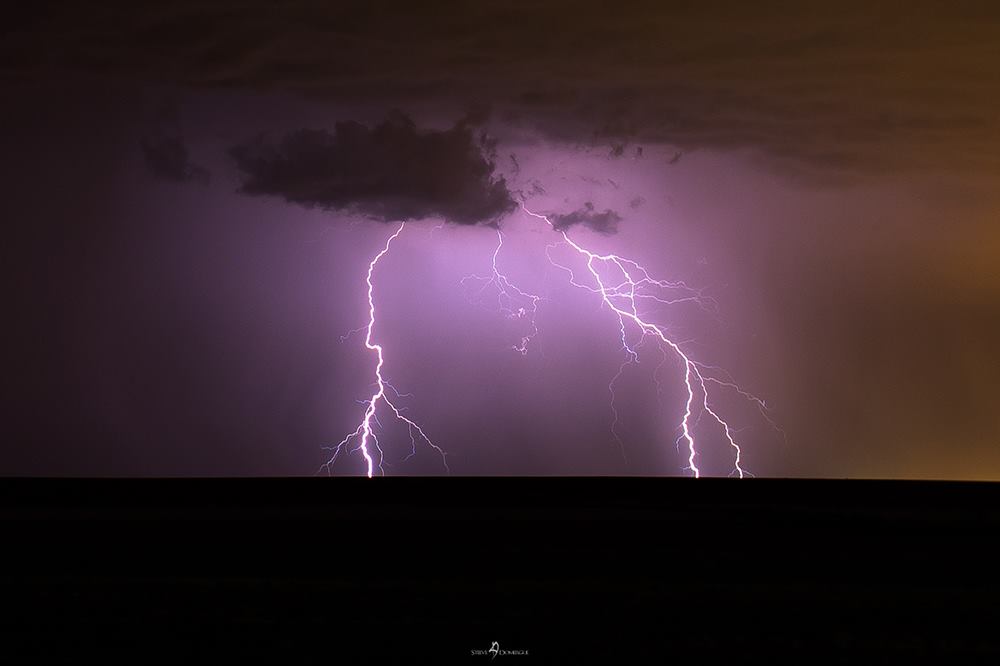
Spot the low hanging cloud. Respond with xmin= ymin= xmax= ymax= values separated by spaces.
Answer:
xmin=549 ymin=202 xmax=621 ymax=235
xmin=141 ymin=135 xmax=209 ymax=184
xmin=229 ymin=113 xmax=515 ymax=225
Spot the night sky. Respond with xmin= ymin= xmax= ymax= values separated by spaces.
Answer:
xmin=3 ymin=1 xmax=999 ymax=478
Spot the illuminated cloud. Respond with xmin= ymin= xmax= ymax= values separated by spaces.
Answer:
xmin=548 ymin=202 xmax=621 ymax=235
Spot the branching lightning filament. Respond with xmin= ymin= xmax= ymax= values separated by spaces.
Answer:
xmin=460 ymin=227 xmax=543 ymax=355
xmin=324 ymin=203 xmax=778 ymax=478
xmin=321 ymin=222 xmax=449 ymax=478
xmin=512 ymin=202 xmax=776 ymax=477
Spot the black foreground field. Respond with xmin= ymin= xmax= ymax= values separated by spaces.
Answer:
xmin=1 ymin=478 xmax=998 ymax=663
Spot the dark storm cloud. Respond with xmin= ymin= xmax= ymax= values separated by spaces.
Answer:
xmin=549 ymin=202 xmax=621 ymax=235
xmin=229 ymin=113 xmax=514 ymax=224
xmin=141 ymin=135 xmax=209 ymax=184
xmin=5 ymin=2 xmax=1000 ymax=175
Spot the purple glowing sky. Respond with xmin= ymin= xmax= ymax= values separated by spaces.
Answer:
xmin=3 ymin=70 xmax=999 ymax=478
xmin=305 ymin=138 xmax=788 ymax=477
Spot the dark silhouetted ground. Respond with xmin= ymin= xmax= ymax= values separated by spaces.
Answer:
xmin=1 ymin=478 xmax=997 ymax=662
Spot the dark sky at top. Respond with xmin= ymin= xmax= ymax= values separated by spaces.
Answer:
xmin=6 ymin=1 xmax=1000 ymax=174
xmin=2 ymin=1 xmax=999 ymax=478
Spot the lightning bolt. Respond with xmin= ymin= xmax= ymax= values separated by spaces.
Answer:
xmin=513 ymin=202 xmax=766 ymax=477
xmin=324 ymin=201 xmax=775 ymax=477
xmin=321 ymin=222 xmax=449 ymax=478
xmin=460 ymin=227 xmax=543 ymax=354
